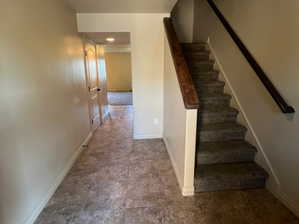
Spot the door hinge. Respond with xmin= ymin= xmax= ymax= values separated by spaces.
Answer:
xmin=91 ymin=119 xmax=94 ymax=124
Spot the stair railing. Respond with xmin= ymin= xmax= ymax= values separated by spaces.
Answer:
xmin=206 ymin=0 xmax=295 ymax=114
xmin=164 ymin=17 xmax=200 ymax=110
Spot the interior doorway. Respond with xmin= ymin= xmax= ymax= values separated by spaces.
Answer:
xmin=82 ymin=32 xmax=132 ymax=131
xmin=105 ymin=49 xmax=133 ymax=105
xmin=83 ymin=40 xmax=109 ymax=131
xmin=84 ymin=42 xmax=102 ymax=131
xmin=84 ymin=32 xmax=133 ymax=106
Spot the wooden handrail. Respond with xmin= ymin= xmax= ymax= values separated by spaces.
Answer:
xmin=163 ymin=17 xmax=200 ymax=110
xmin=206 ymin=0 xmax=295 ymax=114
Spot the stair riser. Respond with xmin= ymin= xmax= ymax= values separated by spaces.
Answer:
xmin=197 ymin=86 xmax=224 ymax=94
xmin=197 ymin=151 xmax=256 ymax=165
xmin=200 ymin=98 xmax=230 ymax=107
xmin=189 ymin=63 xmax=214 ymax=72
xmin=192 ymin=73 xmax=219 ymax=82
xmin=183 ymin=46 xmax=207 ymax=52
xmin=186 ymin=54 xmax=210 ymax=61
xmin=198 ymin=130 xmax=246 ymax=142
xmin=195 ymin=177 xmax=266 ymax=192
xmin=199 ymin=112 xmax=238 ymax=124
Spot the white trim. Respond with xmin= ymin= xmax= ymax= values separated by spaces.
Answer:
xmin=24 ymin=132 xmax=93 ymax=224
xmin=268 ymin=186 xmax=299 ymax=218
xmin=163 ymin=137 xmax=184 ymax=191
xmin=133 ymin=134 xmax=162 ymax=140
xmin=182 ymin=110 xmax=197 ymax=197
xmin=163 ymin=137 xmax=195 ymax=197
xmin=182 ymin=187 xmax=195 ymax=196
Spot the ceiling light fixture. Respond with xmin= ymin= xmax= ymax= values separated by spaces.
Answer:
xmin=106 ymin=38 xmax=115 ymax=42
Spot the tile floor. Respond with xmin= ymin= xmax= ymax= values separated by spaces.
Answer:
xmin=35 ymin=105 xmax=299 ymax=224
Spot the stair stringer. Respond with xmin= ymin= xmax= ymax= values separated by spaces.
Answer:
xmin=205 ymin=39 xmax=280 ymax=189
xmin=202 ymin=38 xmax=299 ymax=219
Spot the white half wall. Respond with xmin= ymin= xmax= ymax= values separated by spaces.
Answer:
xmin=77 ymin=13 xmax=168 ymax=139
xmin=194 ymin=0 xmax=299 ymax=216
xmin=163 ymin=35 xmax=198 ymax=196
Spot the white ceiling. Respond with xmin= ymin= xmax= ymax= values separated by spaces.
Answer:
xmin=67 ymin=0 xmax=177 ymax=13
xmin=83 ymin=32 xmax=131 ymax=45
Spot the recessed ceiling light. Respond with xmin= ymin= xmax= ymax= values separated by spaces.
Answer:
xmin=106 ymin=38 xmax=115 ymax=42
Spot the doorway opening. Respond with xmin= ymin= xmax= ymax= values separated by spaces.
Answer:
xmin=84 ymin=32 xmax=133 ymax=106
xmin=83 ymin=40 xmax=109 ymax=131
xmin=82 ymin=32 xmax=133 ymax=131
xmin=106 ymin=47 xmax=133 ymax=105
xmin=104 ymin=34 xmax=133 ymax=106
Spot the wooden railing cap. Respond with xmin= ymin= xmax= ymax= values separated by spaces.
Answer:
xmin=164 ymin=17 xmax=200 ymax=110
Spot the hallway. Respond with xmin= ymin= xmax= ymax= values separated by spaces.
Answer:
xmin=108 ymin=92 xmax=133 ymax=105
xmin=35 ymin=106 xmax=299 ymax=224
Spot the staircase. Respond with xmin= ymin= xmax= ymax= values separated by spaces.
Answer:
xmin=182 ymin=42 xmax=269 ymax=192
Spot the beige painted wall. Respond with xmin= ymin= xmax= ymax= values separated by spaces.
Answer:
xmin=0 ymin=1 xmax=90 ymax=223
xmin=171 ymin=0 xmax=194 ymax=42
xmin=194 ymin=0 xmax=299 ymax=216
xmin=78 ymin=13 xmax=168 ymax=139
xmin=163 ymin=35 xmax=197 ymax=196
xmin=105 ymin=52 xmax=132 ymax=92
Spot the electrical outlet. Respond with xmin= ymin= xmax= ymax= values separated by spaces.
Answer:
xmin=154 ymin=118 xmax=159 ymax=125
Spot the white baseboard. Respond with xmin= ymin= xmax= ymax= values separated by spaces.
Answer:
xmin=24 ymin=132 xmax=93 ymax=224
xmin=163 ymin=137 xmax=190 ymax=196
xmin=182 ymin=187 xmax=195 ymax=196
xmin=267 ymin=182 xmax=299 ymax=218
xmin=133 ymin=134 xmax=162 ymax=140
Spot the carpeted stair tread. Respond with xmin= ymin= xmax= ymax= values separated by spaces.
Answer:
xmin=200 ymin=92 xmax=231 ymax=100
xmin=200 ymin=122 xmax=247 ymax=131
xmin=191 ymin=70 xmax=219 ymax=76
xmin=198 ymin=106 xmax=239 ymax=124
xmin=194 ymin=163 xmax=268 ymax=192
xmin=182 ymin=42 xmax=207 ymax=51
xmin=194 ymin=80 xmax=225 ymax=87
xmin=191 ymin=71 xmax=219 ymax=81
xmin=196 ymin=162 xmax=268 ymax=179
xmin=197 ymin=140 xmax=257 ymax=164
xmin=198 ymin=122 xmax=247 ymax=142
xmin=185 ymin=50 xmax=210 ymax=58
xmin=201 ymin=105 xmax=238 ymax=113
xmin=199 ymin=93 xmax=232 ymax=107
xmin=194 ymin=80 xmax=225 ymax=94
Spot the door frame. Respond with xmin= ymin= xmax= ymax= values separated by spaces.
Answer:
xmin=83 ymin=39 xmax=103 ymax=131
